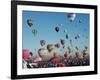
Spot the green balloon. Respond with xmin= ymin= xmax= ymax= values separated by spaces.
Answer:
xmin=32 ymin=29 xmax=37 ymax=36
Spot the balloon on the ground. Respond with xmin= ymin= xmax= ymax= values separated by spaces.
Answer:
xmin=23 ymin=49 xmax=30 ymax=60
xmin=38 ymin=48 xmax=48 ymax=57
xmin=40 ymin=40 xmax=46 ymax=46
xmin=27 ymin=19 xmax=33 ymax=27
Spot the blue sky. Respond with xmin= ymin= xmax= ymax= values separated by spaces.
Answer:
xmin=22 ymin=11 xmax=90 ymax=55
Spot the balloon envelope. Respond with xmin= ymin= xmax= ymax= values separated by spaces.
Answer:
xmin=23 ymin=50 xmax=30 ymax=60
xmin=27 ymin=19 xmax=33 ymax=27
xmin=55 ymin=27 xmax=59 ymax=32
xmin=40 ymin=40 xmax=46 ymax=46
xmin=55 ymin=43 xmax=60 ymax=48
xmin=33 ymin=55 xmax=42 ymax=62
xmin=38 ymin=48 xmax=48 ymax=57
xmin=47 ymin=44 xmax=55 ymax=52
xmin=68 ymin=13 xmax=76 ymax=22
xmin=66 ymin=34 xmax=69 ymax=39
xmin=60 ymin=39 xmax=65 ymax=45
xmin=32 ymin=29 xmax=37 ymax=36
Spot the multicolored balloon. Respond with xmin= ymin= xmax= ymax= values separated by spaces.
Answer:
xmin=38 ymin=48 xmax=48 ymax=57
xmin=27 ymin=19 xmax=33 ymax=27
xmin=47 ymin=44 xmax=55 ymax=52
xmin=40 ymin=40 xmax=46 ymax=46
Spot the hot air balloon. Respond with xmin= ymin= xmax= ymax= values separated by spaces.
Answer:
xmin=40 ymin=40 xmax=46 ymax=46
xmin=49 ymin=52 xmax=60 ymax=63
xmin=64 ymin=29 xmax=67 ymax=33
xmin=70 ymin=39 xmax=72 ymax=45
xmin=67 ymin=46 xmax=71 ymax=54
xmin=47 ymin=44 xmax=55 ymax=52
xmin=79 ymin=20 xmax=81 ymax=23
xmin=32 ymin=29 xmax=38 ymax=36
xmin=55 ymin=27 xmax=59 ymax=32
xmin=66 ymin=34 xmax=69 ymax=39
xmin=75 ymin=34 xmax=80 ymax=40
xmin=55 ymin=43 xmax=60 ymax=48
xmin=23 ymin=49 xmax=30 ymax=61
xmin=60 ymin=39 xmax=65 ymax=45
xmin=38 ymin=48 xmax=48 ymax=57
xmin=75 ymin=46 xmax=78 ymax=51
xmin=67 ymin=13 xmax=76 ymax=22
xmin=77 ymin=34 xmax=80 ymax=38
xmin=27 ymin=19 xmax=33 ymax=27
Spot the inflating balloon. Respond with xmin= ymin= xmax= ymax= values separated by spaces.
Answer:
xmin=40 ymin=40 xmax=46 ymax=46
xmin=47 ymin=44 xmax=55 ymax=52
xmin=38 ymin=48 xmax=48 ymax=57
xmin=27 ymin=19 xmax=33 ymax=27
xmin=67 ymin=13 xmax=76 ymax=22
xmin=55 ymin=27 xmax=59 ymax=32
xmin=32 ymin=29 xmax=38 ymax=36
xmin=33 ymin=55 xmax=42 ymax=62
xmin=23 ymin=50 xmax=30 ymax=60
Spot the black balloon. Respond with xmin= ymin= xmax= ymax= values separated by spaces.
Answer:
xmin=55 ymin=27 xmax=59 ymax=32
xmin=27 ymin=19 xmax=33 ymax=27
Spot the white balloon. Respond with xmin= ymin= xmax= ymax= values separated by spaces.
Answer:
xmin=68 ymin=13 xmax=76 ymax=22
